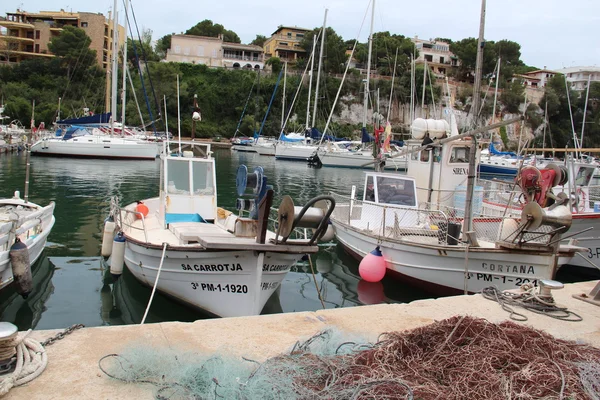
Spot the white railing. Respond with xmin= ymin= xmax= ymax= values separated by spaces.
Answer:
xmin=111 ymin=197 xmax=149 ymax=243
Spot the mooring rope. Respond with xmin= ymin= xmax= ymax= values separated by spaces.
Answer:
xmin=482 ymin=285 xmax=583 ymax=322
xmin=0 ymin=330 xmax=47 ymax=396
xmin=140 ymin=242 xmax=168 ymax=325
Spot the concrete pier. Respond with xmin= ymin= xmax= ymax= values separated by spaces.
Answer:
xmin=5 ymin=280 xmax=600 ymax=399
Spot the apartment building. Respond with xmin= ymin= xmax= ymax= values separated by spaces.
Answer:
xmin=513 ymin=68 xmax=557 ymax=88
xmin=263 ymin=26 xmax=310 ymax=62
xmin=556 ymin=66 xmax=600 ymax=91
xmin=166 ymin=34 xmax=264 ymax=69
xmin=0 ymin=9 xmax=124 ymax=69
xmin=412 ymin=37 xmax=458 ymax=76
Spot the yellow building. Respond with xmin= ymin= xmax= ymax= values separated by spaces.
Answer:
xmin=0 ymin=9 xmax=125 ymax=69
xmin=263 ymin=25 xmax=310 ymax=62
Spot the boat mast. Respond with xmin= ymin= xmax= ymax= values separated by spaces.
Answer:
xmin=362 ymin=0 xmax=375 ymax=130
xmin=580 ymin=74 xmax=592 ymax=150
xmin=464 ymin=0 xmax=486 ymax=234
xmin=120 ymin=0 xmax=129 ymax=127
xmin=281 ymin=62 xmax=287 ymax=131
xmin=386 ymin=47 xmax=398 ymax=124
xmin=110 ymin=0 xmax=119 ymax=136
xmin=311 ymin=9 xmax=327 ymax=132
xmin=305 ymin=35 xmax=317 ymax=131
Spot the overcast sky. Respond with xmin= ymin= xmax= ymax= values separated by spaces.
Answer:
xmin=4 ymin=0 xmax=599 ymax=69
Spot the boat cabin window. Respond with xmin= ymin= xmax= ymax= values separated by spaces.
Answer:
xmin=420 ymin=150 xmax=430 ymax=162
xmin=376 ymin=177 xmax=416 ymax=206
xmin=433 ymin=147 xmax=441 ymax=163
xmin=575 ymin=166 xmax=595 ymax=187
xmin=449 ymin=146 xmax=470 ymax=163
xmin=364 ymin=176 xmax=375 ymax=201
xmin=192 ymin=162 xmax=215 ymax=195
xmin=411 ymin=146 xmax=419 ymax=160
xmin=167 ymin=160 xmax=190 ymax=195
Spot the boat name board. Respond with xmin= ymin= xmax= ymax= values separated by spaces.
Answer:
xmin=262 ymin=264 xmax=290 ymax=272
xmin=481 ymin=263 xmax=535 ymax=275
xmin=181 ymin=263 xmax=243 ymax=272
xmin=468 ymin=273 xmax=537 ymax=287
xmin=453 ymin=168 xmax=468 ymax=175
xmin=190 ymin=282 xmax=248 ymax=293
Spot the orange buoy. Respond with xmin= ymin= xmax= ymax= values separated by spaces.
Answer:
xmin=136 ymin=201 xmax=149 ymax=219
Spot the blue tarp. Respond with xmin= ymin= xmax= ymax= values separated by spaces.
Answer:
xmin=278 ymin=132 xmax=305 ymax=142
xmin=489 ymin=142 xmax=516 ymax=157
xmin=361 ymin=127 xmax=374 ymax=143
xmin=62 ymin=125 xmax=92 ymax=140
xmin=57 ymin=112 xmax=111 ymax=126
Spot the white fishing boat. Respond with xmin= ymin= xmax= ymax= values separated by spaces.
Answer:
xmin=30 ymin=126 xmax=159 ymax=160
xmin=329 ymin=130 xmax=582 ymax=294
xmin=318 ymin=141 xmax=407 ymax=170
xmin=106 ymin=141 xmax=335 ymax=317
xmin=0 ymin=193 xmax=55 ymax=297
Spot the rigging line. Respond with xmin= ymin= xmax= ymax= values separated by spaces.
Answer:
xmin=319 ymin=0 xmax=371 ymax=143
xmin=126 ymin=63 xmax=146 ymax=127
xmin=124 ymin=4 xmax=155 ymax=134
xmin=129 ymin=0 xmax=161 ymax=133
xmin=233 ymin=72 xmax=258 ymax=138
xmin=59 ymin=28 xmax=97 ymax=104
xmin=257 ymin=68 xmax=283 ymax=137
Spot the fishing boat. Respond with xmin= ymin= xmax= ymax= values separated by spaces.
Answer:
xmin=105 ymin=141 xmax=335 ymax=317
xmin=0 ymin=192 xmax=55 ymax=297
xmin=329 ymin=125 xmax=583 ymax=294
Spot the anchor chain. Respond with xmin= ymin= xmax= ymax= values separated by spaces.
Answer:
xmin=41 ymin=324 xmax=85 ymax=347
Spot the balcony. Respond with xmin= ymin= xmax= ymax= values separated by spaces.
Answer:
xmin=0 ymin=20 xmax=34 ymax=29
xmin=223 ymin=54 xmax=263 ymax=62
xmin=0 ymin=33 xmax=34 ymax=43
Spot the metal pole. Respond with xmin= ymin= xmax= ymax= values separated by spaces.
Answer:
xmin=580 ymin=74 xmax=592 ymax=148
xmin=471 ymin=0 xmax=486 ymax=121
xmin=362 ymin=0 xmax=375 ymax=129
xmin=421 ymin=61 xmax=427 ymax=117
xmin=305 ymin=35 xmax=317 ymax=130
xmin=386 ymin=47 xmax=398 ymax=124
xmin=312 ymin=9 xmax=327 ymax=130
xmin=120 ymin=0 xmax=129 ymax=126
xmin=281 ymin=62 xmax=287 ymax=131
xmin=110 ymin=1 xmax=119 ymax=136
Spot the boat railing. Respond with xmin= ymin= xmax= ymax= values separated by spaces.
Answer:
xmin=110 ymin=198 xmax=149 ymax=243
xmin=589 ymin=185 xmax=600 ymax=205
xmin=0 ymin=202 xmax=55 ymax=250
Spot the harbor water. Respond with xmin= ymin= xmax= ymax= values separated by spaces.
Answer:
xmin=0 ymin=149 xmax=432 ymax=330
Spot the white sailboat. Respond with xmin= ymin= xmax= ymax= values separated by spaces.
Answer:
xmin=107 ymin=141 xmax=335 ymax=317
xmin=30 ymin=1 xmax=159 ymax=160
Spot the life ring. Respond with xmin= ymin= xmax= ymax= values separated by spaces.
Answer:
xmin=576 ymin=187 xmax=587 ymax=210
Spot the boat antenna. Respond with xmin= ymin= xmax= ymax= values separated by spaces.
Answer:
xmin=311 ymin=8 xmax=327 ymax=134
xmin=163 ymin=95 xmax=169 ymax=148
xmin=176 ymin=74 xmax=181 ymax=155
xmin=564 ymin=75 xmax=579 ymax=160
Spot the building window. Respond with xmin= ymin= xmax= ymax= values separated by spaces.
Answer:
xmin=174 ymin=45 xmax=181 ymax=54
xmin=35 ymin=44 xmax=40 ymax=53
xmin=287 ymin=32 xmax=292 ymax=37
xmin=425 ymin=54 xmax=433 ymax=62
xmin=280 ymin=42 xmax=288 ymax=46
xmin=197 ymin=46 xmax=204 ymax=56
xmin=35 ymin=30 xmax=40 ymax=39
xmin=81 ymin=22 xmax=88 ymax=28
xmin=296 ymin=33 xmax=304 ymax=38
xmin=440 ymin=56 xmax=445 ymax=64
xmin=212 ymin=49 xmax=217 ymax=58
xmin=184 ymin=47 xmax=190 ymax=55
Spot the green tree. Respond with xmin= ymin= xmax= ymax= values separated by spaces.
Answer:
xmin=126 ymin=28 xmax=159 ymax=64
xmin=266 ymin=57 xmax=282 ymax=75
xmin=48 ymin=26 xmax=97 ymax=77
xmin=299 ymin=27 xmax=347 ymax=73
xmin=250 ymin=35 xmax=267 ymax=47
xmin=155 ymin=34 xmax=172 ymax=60
xmin=499 ymin=80 xmax=525 ymax=114
xmin=185 ymin=20 xmax=241 ymax=43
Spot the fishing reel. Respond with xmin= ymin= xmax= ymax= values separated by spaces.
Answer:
xmin=275 ymin=195 xmax=336 ymax=245
xmin=235 ymin=165 xmax=270 ymax=219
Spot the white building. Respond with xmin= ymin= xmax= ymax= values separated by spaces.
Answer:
xmin=411 ymin=37 xmax=458 ymax=76
xmin=513 ymin=68 xmax=557 ymax=88
xmin=555 ymin=66 xmax=600 ymax=91
xmin=166 ymin=34 xmax=264 ymax=69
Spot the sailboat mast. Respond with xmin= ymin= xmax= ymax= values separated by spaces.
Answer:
xmin=471 ymin=0 xmax=486 ymax=119
xmin=464 ymin=0 xmax=486 ymax=234
xmin=311 ymin=9 xmax=327 ymax=130
xmin=110 ymin=0 xmax=119 ymax=136
xmin=305 ymin=35 xmax=317 ymax=130
xmin=362 ymin=0 xmax=375 ymax=128
xmin=281 ymin=62 xmax=287 ymax=131
xmin=580 ymin=74 xmax=592 ymax=149
xmin=120 ymin=0 xmax=129 ymax=127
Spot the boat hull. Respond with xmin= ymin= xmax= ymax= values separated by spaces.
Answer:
xmin=123 ymin=241 xmax=303 ymax=317
xmin=332 ymin=220 xmax=559 ymax=295
xmin=31 ymin=138 xmax=158 ymax=160
xmin=319 ymin=152 xmax=407 ymax=170
xmin=275 ymin=144 xmax=317 ymax=161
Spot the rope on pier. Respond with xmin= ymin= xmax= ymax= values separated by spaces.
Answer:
xmin=0 ymin=330 xmax=47 ymax=396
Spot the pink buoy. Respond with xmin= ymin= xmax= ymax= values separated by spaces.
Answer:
xmin=358 ymin=246 xmax=387 ymax=283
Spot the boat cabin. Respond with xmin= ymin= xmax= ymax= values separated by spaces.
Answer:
xmin=158 ymin=143 xmax=217 ymax=226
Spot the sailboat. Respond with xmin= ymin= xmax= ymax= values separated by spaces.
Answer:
xmin=29 ymin=1 xmax=159 ymax=160
xmin=329 ymin=0 xmax=583 ymax=294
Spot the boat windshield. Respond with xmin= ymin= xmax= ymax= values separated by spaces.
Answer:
xmin=575 ymin=166 xmax=595 ymax=187
xmin=376 ymin=176 xmax=417 ymax=207
xmin=167 ymin=159 xmax=215 ymax=195
xmin=192 ymin=161 xmax=214 ymax=195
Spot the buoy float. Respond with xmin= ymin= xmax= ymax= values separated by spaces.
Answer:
xmin=110 ymin=232 xmax=126 ymax=278
xmin=135 ymin=201 xmax=149 ymax=220
xmin=9 ymin=238 xmax=33 ymax=298
xmin=101 ymin=216 xmax=116 ymax=257
xmin=358 ymin=246 xmax=387 ymax=283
